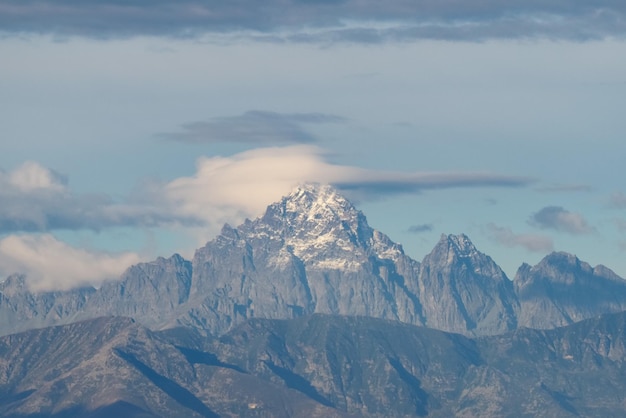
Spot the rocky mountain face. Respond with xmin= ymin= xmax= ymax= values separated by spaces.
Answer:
xmin=1 ymin=184 xmax=626 ymax=340
xmin=515 ymin=251 xmax=626 ymax=329
xmin=0 ymin=316 xmax=347 ymax=418
xmin=79 ymin=254 xmax=193 ymax=329
xmin=417 ymin=234 xmax=518 ymax=335
xmin=4 ymin=313 xmax=626 ymax=417
xmin=180 ymin=184 xmax=425 ymax=335
xmin=3 ymin=183 xmax=626 ymax=417
xmin=0 ymin=274 xmax=94 ymax=336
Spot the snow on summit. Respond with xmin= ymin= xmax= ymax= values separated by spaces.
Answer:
xmin=240 ymin=183 xmax=405 ymax=269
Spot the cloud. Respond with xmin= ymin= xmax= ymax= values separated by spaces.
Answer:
xmin=529 ymin=206 xmax=594 ymax=234
xmin=270 ymin=14 xmax=626 ymax=43
xmin=4 ymin=161 xmax=68 ymax=192
xmin=0 ymin=234 xmax=141 ymax=291
xmin=0 ymin=149 xmax=533 ymax=240
xmin=157 ymin=111 xmax=345 ymax=144
xmin=536 ymin=184 xmax=594 ymax=193
xmin=1 ymin=149 xmax=533 ymax=238
xmin=407 ymin=224 xmax=434 ymax=234
xmin=0 ymin=161 xmax=199 ymax=234
xmin=333 ymin=172 xmax=532 ymax=196
xmin=159 ymin=145 xmax=533 ymax=234
xmin=486 ymin=224 xmax=554 ymax=253
xmin=1 ymin=0 xmax=625 ymax=41
xmin=484 ymin=198 xmax=498 ymax=206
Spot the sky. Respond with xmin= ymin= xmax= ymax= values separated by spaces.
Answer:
xmin=1 ymin=0 xmax=626 ymax=291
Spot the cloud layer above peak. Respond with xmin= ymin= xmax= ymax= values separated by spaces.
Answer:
xmin=161 ymin=145 xmax=534 ymax=230
xmin=1 ymin=0 xmax=625 ymax=42
xmin=0 ymin=147 xmax=533 ymax=237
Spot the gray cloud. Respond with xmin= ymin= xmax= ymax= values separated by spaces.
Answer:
xmin=529 ymin=206 xmax=594 ymax=234
xmin=536 ymin=184 xmax=594 ymax=193
xmin=484 ymin=198 xmax=498 ymax=206
xmin=0 ymin=193 xmax=199 ymax=233
xmin=0 ymin=162 xmax=200 ymax=234
xmin=334 ymin=172 xmax=533 ymax=197
xmin=486 ymin=223 xmax=553 ymax=253
xmin=1 ymin=0 xmax=625 ymax=41
xmin=158 ymin=111 xmax=345 ymax=144
xmin=407 ymin=224 xmax=434 ymax=234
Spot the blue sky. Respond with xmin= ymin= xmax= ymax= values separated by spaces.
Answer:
xmin=1 ymin=0 xmax=626 ymax=290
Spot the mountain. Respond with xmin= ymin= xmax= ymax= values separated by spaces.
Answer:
xmin=515 ymin=251 xmax=626 ymax=329
xmin=79 ymin=254 xmax=193 ymax=329
xmin=4 ymin=183 xmax=626 ymax=416
xmin=4 ymin=313 xmax=626 ymax=417
xmin=0 ymin=316 xmax=345 ymax=418
xmin=1 ymin=184 xmax=626 ymax=339
xmin=0 ymin=274 xmax=94 ymax=336
xmin=417 ymin=233 xmax=518 ymax=335
xmin=178 ymin=184 xmax=425 ymax=335
xmin=215 ymin=312 xmax=626 ymax=417
xmin=478 ymin=311 xmax=626 ymax=417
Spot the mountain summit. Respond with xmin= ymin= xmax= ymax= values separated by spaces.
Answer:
xmin=417 ymin=233 xmax=519 ymax=335
xmin=515 ymin=251 xmax=626 ymax=329
xmin=255 ymin=183 xmax=404 ymax=268
xmin=187 ymin=183 xmax=423 ymax=334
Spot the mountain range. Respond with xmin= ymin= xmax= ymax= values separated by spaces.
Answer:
xmin=2 ymin=183 xmax=626 ymax=417
xmin=4 ymin=312 xmax=626 ymax=417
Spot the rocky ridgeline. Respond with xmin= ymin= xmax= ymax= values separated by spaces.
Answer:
xmin=4 ymin=313 xmax=626 ymax=417
xmin=2 ymin=184 xmax=626 ymax=338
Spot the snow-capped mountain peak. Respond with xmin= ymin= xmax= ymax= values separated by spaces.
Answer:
xmin=278 ymin=183 xmax=359 ymax=226
xmin=217 ymin=183 xmax=403 ymax=269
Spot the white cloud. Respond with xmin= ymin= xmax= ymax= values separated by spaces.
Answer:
xmin=0 ymin=234 xmax=141 ymax=292
xmin=161 ymin=145 xmax=532 ymax=240
xmin=486 ymin=224 xmax=554 ymax=253
xmin=5 ymin=161 xmax=67 ymax=192
xmin=161 ymin=146 xmax=343 ymax=240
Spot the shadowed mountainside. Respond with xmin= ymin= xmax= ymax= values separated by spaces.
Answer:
xmin=3 ymin=313 xmax=626 ymax=417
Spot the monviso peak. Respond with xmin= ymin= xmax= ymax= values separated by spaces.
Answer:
xmin=187 ymin=183 xmax=422 ymax=334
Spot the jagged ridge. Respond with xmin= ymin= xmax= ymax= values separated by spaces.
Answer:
xmin=1 ymin=184 xmax=626 ymax=339
xmin=5 ymin=313 xmax=626 ymax=417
